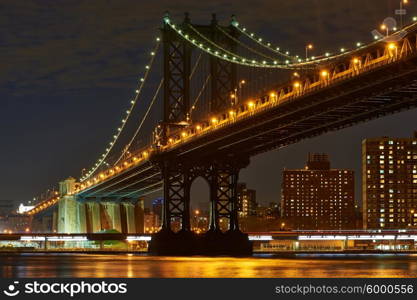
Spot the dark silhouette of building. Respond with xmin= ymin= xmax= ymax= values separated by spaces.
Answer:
xmin=237 ymin=183 xmax=257 ymax=217
xmin=362 ymin=133 xmax=417 ymax=229
xmin=281 ymin=153 xmax=355 ymax=230
xmin=152 ymin=197 xmax=163 ymax=221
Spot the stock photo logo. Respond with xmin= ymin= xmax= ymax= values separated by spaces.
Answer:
xmin=2 ymin=281 xmax=128 ymax=297
xmin=3 ymin=281 xmax=20 ymax=297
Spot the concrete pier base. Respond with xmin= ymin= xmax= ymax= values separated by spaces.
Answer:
xmin=149 ymin=229 xmax=252 ymax=256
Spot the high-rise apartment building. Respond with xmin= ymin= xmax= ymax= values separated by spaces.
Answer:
xmin=237 ymin=183 xmax=257 ymax=217
xmin=281 ymin=153 xmax=355 ymax=230
xmin=362 ymin=132 xmax=417 ymax=229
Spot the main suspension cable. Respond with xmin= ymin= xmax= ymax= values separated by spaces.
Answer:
xmin=231 ymin=18 xmax=296 ymax=59
xmin=80 ymin=37 xmax=161 ymax=182
xmin=216 ymin=25 xmax=283 ymax=61
xmin=189 ymin=74 xmax=211 ymax=119
xmin=165 ymin=19 xmax=313 ymax=69
xmin=113 ymin=78 xmax=164 ymax=165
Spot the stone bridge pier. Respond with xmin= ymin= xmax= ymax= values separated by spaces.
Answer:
xmin=48 ymin=178 xmax=145 ymax=234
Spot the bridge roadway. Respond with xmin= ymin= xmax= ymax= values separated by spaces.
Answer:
xmin=74 ymin=29 xmax=417 ymax=201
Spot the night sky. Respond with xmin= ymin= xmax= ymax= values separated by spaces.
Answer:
xmin=1 ymin=0 xmax=417 ymax=209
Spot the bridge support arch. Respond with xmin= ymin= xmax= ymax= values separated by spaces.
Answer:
xmin=149 ymin=155 xmax=252 ymax=255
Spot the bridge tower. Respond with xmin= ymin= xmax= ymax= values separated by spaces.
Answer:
xmin=208 ymin=13 xmax=238 ymax=113
xmin=162 ymin=12 xmax=192 ymax=135
xmin=151 ymin=13 xmax=251 ymax=255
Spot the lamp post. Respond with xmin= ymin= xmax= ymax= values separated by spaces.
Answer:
xmin=305 ymin=44 xmax=313 ymax=60
xmin=231 ymin=79 xmax=246 ymax=106
xmin=399 ymin=0 xmax=409 ymax=28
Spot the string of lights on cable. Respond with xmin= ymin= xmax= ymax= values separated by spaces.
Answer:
xmin=230 ymin=17 xmax=296 ymax=59
xmin=215 ymin=25 xmax=286 ymax=61
xmin=164 ymin=16 xmax=365 ymax=69
xmin=165 ymin=15 xmax=417 ymax=69
xmin=80 ymin=37 xmax=162 ymax=182
xmin=113 ymin=78 xmax=164 ymax=166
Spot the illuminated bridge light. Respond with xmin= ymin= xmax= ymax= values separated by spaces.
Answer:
xmin=347 ymin=235 xmax=396 ymax=240
xmin=397 ymin=235 xmax=417 ymax=240
xmin=298 ymin=235 xmax=347 ymax=241
xmin=321 ymin=70 xmax=329 ymax=78
xmin=126 ymin=236 xmax=152 ymax=241
xmin=248 ymin=235 xmax=272 ymax=241
xmin=388 ymin=43 xmax=397 ymax=50
xmin=21 ymin=236 xmax=45 ymax=241
xmin=47 ymin=236 xmax=87 ymax=242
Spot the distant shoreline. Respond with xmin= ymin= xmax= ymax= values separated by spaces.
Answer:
xmin=0 ymin=250 xmax=417 ymax=255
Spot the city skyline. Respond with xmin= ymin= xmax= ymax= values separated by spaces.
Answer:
xmin=1 ymin=0 xmax=417 ymax=208
xmin=3 ymin=0 xmax=417 ymax=284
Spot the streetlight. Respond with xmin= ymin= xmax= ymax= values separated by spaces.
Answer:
xmin=231 ymin=79 xmax=246 ymax=106
xmin=380 ymin=24 xmax=389 ymax=36
xmin=293 ymin=81 xmax=301 ymax=90
xmin=305 ymin=44 xmax=313 ymax=59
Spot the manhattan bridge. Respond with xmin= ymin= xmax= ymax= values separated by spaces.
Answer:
xmin=26 ymin=12 xmax=417 ymax=254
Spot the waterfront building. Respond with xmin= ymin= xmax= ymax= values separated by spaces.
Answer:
xmin=281 ymin=153 xmax=355 ymax=230
xmin=362 ymin=132 xmax=417 ymax=229
xmin=237 ymin=183 xmax=257 ymax=217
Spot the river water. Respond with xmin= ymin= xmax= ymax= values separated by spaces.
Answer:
xmin=0 ymin=253 xmax=416 ymax=278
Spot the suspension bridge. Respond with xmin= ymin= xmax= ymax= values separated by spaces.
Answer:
xmin=26 ymin=12 xmax=417 ymax=254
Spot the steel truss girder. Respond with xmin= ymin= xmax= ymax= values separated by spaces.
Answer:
xmin=170 ymin=55 xmax=417 ymax=161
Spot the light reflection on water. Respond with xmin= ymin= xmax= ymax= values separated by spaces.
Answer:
xmin=0 ymin=253 xmax=416 ymax=278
